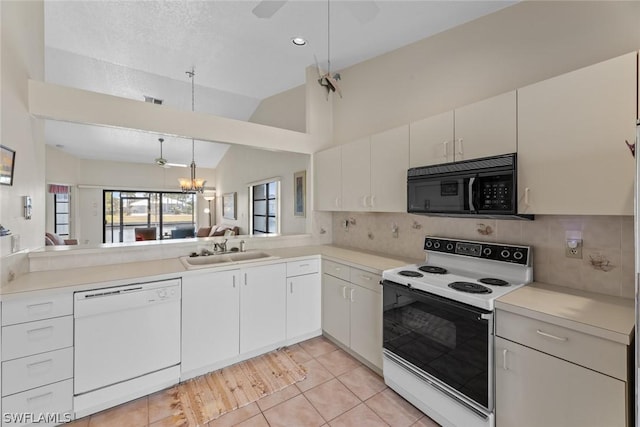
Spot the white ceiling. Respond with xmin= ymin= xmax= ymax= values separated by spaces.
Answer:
xmin=43 ymin=0 xmax=515 ymax=168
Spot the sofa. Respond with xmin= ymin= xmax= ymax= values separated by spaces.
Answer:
xmin=45 ymin=232 xmax=78 ymax=246
xmin=196 ymin=224 xmax=240 ymax=237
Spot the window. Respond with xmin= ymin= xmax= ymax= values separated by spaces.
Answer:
xmin=250 ymin=180 xmax=280 ymax=235
xmin=103 ymin=190 xmax=195 ymax=243
xmin=54 ymin=193 xmax=70 ymax=237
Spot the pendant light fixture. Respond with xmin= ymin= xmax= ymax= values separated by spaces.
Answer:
xmin=179 ymin=67 xmax=206 ymax=193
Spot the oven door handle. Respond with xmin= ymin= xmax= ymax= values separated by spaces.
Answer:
xmin=381 ymin=280 xmax=491 ymax=320
xmin=468 ymin=177 xmax=476 ymax=212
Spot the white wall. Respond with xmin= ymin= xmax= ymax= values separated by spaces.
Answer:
xmin=0 ymin=1 xmax=45 ymax=265
xmin=214 ymin=145 xmax=310 ymax=236
xmin=332 ymin=1 xmax=640 ymax=144
xmin=44 ymin=146 xmax=217 ymax=245
xmin=249 ymin=84 xmax=306 ymax=133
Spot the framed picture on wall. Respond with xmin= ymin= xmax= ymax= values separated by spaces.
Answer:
xmin=222 ymin=192 xmax=237 ymax=220
xmin=294 ymin=170 xmax=306 ymax=217
xmin=0 ymin=145 xmax=15 ymax=186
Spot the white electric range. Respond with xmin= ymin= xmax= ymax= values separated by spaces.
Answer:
xmin=382 ymin=236 xmax=532 ymax=427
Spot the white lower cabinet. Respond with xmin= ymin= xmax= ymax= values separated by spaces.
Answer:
xmin=240 ymin=263 xmax=287 ymax=354
xmin=322 ymin=260 xmax=382 ymax=369
xmin=2 ymin=379 xmax=73 ymax=427
xmin=322 ymin=274 xmax=351 ymax=345
xmin=1 ymin=292 xmax=74 ymax=427
xmin=181 ymin=269 xmax=240 ymax=378
xmin=495 ymin=308 xmax=631 ymax=427
xmin=495 ymin=337 xmax=626 ymax=427
xmin=286 ymin=259 xmax=321 ymax=343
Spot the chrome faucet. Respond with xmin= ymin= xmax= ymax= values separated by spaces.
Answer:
xmin=214 ymin=239 xmax=228 ymax=253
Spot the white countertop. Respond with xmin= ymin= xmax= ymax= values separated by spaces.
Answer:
xmin=496 ymin=282 xmax=635 ymax=345
xmin=1 ymin=245 xmax=418 ymax=298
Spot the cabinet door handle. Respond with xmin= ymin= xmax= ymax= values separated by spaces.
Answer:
xmin=342 ymin=286 xmax=347 ymax=299
xmin=370 ymin=195 xmax=375 ymax=208
xmin=27 ymin=391 xmax=53 ymax=403
xmin=335 ymin=267 xmax=341 ymax=272
xmin=536 ymin=329 xmax=568 ymax=342
xmin=457 ymin=138 xmax=464 ymax=155
xmin=26 ymin=326 xmax=53 ymax=340
xmin=290 ymin=282 xmax=293 ymax=294
xmin=335 ymin=197 xmax=340 ymax=208
xmin=233 ymin=275 xmax=236 ymax=288
xmin=26 ymin=302 xmax=53 ymax=315
xmin=502 ymin=349 xmax=508 ymax=370
xmin=362 ymin=195 xmax=369 ymax=208
xmin=350 ymin=288 xmax=355 ymax=303
xmin=299 ymin=263 xmax=309 ymax=268
xmin=27 ymin=358 xmax=53 ymax=371
xmin=360 ymin=275 xmax=371 ymax=281
xmin=524 ymin=187 xmax=530 ymax=206
xmin=244 ymin=273 xmax=248 ymax=286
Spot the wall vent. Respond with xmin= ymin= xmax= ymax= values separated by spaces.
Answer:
xmin=143 ymin=96 xmax=163 ymax=105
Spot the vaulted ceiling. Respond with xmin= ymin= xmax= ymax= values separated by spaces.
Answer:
xmin=44 ymin=1 xmax=515 ymax=168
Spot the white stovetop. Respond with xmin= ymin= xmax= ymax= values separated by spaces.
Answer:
xmin=383 ymin=263 xmax=528 ymax=311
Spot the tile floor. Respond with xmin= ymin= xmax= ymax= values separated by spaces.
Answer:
xmin=67 ymin=336 xmax=440 ymax=427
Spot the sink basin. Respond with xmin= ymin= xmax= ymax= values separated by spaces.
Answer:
xmin=182 ymin=255 xmax=232 ymax=266
xmin=228 ymin=251 xmax=272 ymax=262
xmin=180 ymin=251 xmax=278 ymax=269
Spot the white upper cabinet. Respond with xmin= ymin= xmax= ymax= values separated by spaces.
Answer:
xmin=409 ymin=111 xmax=454 ymax=167
xmin=339 ymin=126 xmax=409 ymax=212
xmin=409 ymin=91 xmax=516 ymax=168
xmin=370 ymin=125 xmax=409 ymax=212
xmin=341 ymin=136 xmax=372 ymax=211
xmin=454 ymin=91 xmax=517 ymax=161
xmin=314 ymin=146 xmax=342 ymax=211
xmin=517 ymin=52 xmax=637 ymax=215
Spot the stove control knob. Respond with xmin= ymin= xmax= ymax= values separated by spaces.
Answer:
xmin=433 ymin=241 xmax=441 ymax=249
xmin=513 ymin=251 xmax=524 ymax=261
xmin=483 ymin=247 xmax=492 ymax=256
xmin=446 ymin=243 xmax=454 ymax=251
xmin=500 ymin=249 xmax=511 ymax=259
xmin=425 ymin=240 xmax=433 ymax=248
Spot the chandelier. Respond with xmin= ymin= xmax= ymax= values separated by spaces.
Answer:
xmin=179 ymin=67 xmax=206 ymax=193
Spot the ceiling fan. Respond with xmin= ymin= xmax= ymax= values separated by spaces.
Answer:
xmin=154 ymin=137 xmax=187 ymax=168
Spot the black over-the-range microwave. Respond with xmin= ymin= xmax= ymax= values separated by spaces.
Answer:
xmin=407 ymin=153 xmax=533 ymax=220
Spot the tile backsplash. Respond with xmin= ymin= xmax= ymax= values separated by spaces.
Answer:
xmin=332 ymin=212 xmax=634 ymax=299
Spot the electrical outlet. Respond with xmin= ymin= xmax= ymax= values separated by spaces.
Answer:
xmin=565 ymin=239 xmax=582 ymax=259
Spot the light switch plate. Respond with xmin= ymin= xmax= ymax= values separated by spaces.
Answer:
xmin=10 ymin=234 xmax=20 ymax=253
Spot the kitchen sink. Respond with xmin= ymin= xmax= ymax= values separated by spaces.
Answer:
xmin=182 ymin=255 xmax=233 ymax=265
xmin=179 ymin=251 xmax=278 ymax=269
xmin=228 ymin=251 xmax=272 ymax=262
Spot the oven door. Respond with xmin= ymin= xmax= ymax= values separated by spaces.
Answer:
xmin=382 ymin=280 xmax=494 ymax=412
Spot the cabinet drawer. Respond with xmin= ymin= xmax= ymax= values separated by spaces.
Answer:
xmin=496 ymin=310 xmax=627 ymax=380
xmin=2 ymin=293 xmax=72 ymax=326
xmin=322 ymin=260 xmax=350 ymax=281
xmin=2 ymin=379 xmax=73 ymax=427
xmin=350 ymin=268 xmax=381 ymax=293
xmin=2 ymin=316 xmax=73 ymax=361
xmin=287 ymin=259 xmax=320 ymax=277
xmin=2 ymin=347 xmax=73 ymax=397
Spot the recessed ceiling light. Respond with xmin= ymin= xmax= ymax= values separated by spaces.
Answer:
xmin=292 ymin=37 xmax=307 ymax=46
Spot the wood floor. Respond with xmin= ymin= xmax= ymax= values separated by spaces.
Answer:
xmin=67 ymin=336 xmax=440 ymax=427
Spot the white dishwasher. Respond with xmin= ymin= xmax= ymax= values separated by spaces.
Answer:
xmin=73 ymin=278 xmax=181 ymax=417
